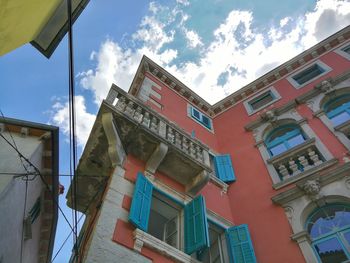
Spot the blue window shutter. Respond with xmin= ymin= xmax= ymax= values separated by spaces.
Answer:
xmin=128 ymin=173 xmax=153 ymax=231
xmin=214 ymin=154 xmax=236 ymax=182
xmin=226 ymin=224 xmax=257 ymax=263
xmin=184 ymin=195 xmax=210 ymax=255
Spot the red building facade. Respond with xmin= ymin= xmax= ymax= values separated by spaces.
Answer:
xmin=68 ymin=26 xmax=350 ymax=263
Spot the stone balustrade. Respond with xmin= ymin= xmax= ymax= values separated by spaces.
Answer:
xmin=272 ymin=146 xmax=324 ymax=180
xmin=105 ymin=85 xmax=210 ymax=169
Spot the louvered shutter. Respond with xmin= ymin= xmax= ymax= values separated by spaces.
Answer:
xmin=214 ymin=154 xmax=236 ymax=182
xmin=184 ymin=195 xmax=209 ymax=255
xmin=128 ymin=173 xmax=153 ymax=231
xmin=226 ymin=224 xmax=257 ymax=263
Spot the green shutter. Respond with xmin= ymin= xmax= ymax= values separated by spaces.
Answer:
xmin=214 ymin=154 xmax=236 ymax=182
xmin=184 ymin=195 xmax=210 ymax=255
xmin=226 ymin=224 xmax=257 ymax=263
xmin=128 ymin=173 xmax=153 ymax=231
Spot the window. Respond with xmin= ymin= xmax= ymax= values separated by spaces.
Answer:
xmin=196 ymin=223 xmax=226 ymax=263
xmin=249 ymin=91 xmax=275 ymax=111
xmin=288 ymin=61 xmax=331 ymax=88
xmin=148 ymin=194 xmax=181 ymax=248
xmin=129 ymin=173 xmax=209 ymax=255
xmin=335 ymin=43 xmax=350 ymax=61
xmin=129 ymin=173 xmax=258 ymax=262
xmin=293 ymin=64 xmax=325 ymax=85
xmin=190 ymin=106 xmax=212 ymax=130
xmin=307 ymin=204 xmax=350 ymax=263
xmin=243 ymin=87 xmax=281 ymax=115
xmin=265 ymin=125 xmax=306 ymax=156
xmin=343 ymin=45 xmax=350 ymax=55
xmin=324 ymin=95 xmax=350 ymax=126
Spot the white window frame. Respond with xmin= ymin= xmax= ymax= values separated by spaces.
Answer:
xmin=243 ymin=86 xmax=281 ymax=115
xmin=334 ymin=42 xmax=350 ymax=61
xmin=187 ymin=104 xmax=214 ymax=132
xmin=287 ymin=60 xmax=332 ymax=89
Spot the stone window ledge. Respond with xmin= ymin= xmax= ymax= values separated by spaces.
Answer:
xmin=133 ymin=229 xmax=200 ymax=263
xmin=272 ymin=158 xmax=338 ymax=190
xmin=267 ymin=138 xmax=316 ymax=165
xmin=209 ymin=173 xmax=228 ymax=194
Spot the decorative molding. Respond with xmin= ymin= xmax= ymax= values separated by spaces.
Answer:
xmin=133 ymin=229 xmax=200 ymax=263
xmin=209 ymin=174 xmax=228 ymax=194
xmin=271 ymin=161 xmax=349 ymax=206
xmin=101 ymin=112 xmax=126 ymax=166
xmin=145 ymin=142 xmax=168 ymax=174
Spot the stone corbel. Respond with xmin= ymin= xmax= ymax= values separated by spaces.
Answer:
xmin=260 ymin=110 xmax=277 ymax=124
xmin=145 ymin=142 xmax=168 ymax=174
xmin=299 ymin=178 xmax=324 ymax=202
xmin=101 ymin=112 xmax=126 ymax=167
xmin=186 ymin=170 xmax=210 ymax=195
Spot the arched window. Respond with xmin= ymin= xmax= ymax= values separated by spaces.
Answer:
xmin=324 ymin=95 xmax=350 ymax=126
xmin=265 ymin=125 xmax=306 ymax=156
xmin=307 ymin=204 xmax=350 ymax=263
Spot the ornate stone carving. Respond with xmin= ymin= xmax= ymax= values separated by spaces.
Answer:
xmin=318 ymin=80 xmax=334 ymax=93
xmin=261 ymin=110 xmax=277 ymax=123
xmin=302 ymin=179 xmax=321 ymax=197
xmin=284 ymin=206 xmax=294 ymax=224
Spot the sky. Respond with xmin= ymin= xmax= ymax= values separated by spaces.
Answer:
xmin=1 ymin=0 xmax=350 ymax=261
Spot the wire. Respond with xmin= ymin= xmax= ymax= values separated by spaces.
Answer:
xmin=51 ymin=177 xmax=108 ymax=262
xmin=66 ymin=0 xmax=79 ymax=260
xmin=0 ymin=132 xmax=75 ymax=233
xmin=20 ymin=175 xmax=29 ymax=263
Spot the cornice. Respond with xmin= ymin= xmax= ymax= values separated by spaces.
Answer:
xmin=271 ymin=162 xmax=350 ymax=206
xmin=128 ymin=26 xmax=350 ymax=117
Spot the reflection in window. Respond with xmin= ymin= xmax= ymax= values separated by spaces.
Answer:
xmin=307 ymin=204 xmax=350 ymax=263
xmin=324 ymin=95 xmax=350 ymax=126
xmin=265 ymin=125 xmax=306 ymax=156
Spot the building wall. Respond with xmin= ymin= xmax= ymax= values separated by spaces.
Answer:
xmin=0 ymin=132 xmax=44 ymax=263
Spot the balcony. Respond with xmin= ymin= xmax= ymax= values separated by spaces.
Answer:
xmin=67 ymin=85 xmax=212 ymax=212
xmin=268 ymin=138 xmax=337 ymax=189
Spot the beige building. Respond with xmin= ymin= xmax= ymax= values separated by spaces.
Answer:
xmin=0 ymin=117 xmax=59 ymax=263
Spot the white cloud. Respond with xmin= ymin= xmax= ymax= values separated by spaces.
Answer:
xmin=49 ymin=96 xmax=95 ymax=147
xmin=52 ymin=0 xmax=350 ymax=148
xmin=79 ymin=0 xmax=350 ymax=106
xmin=184 ymin=29 xmax=203 ymax=48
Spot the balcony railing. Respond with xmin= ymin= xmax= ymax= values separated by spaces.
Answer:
xmin=106 ymin=85 xmax=210 ymax=168
xmin=267 ymin=138 xmax=324 ymax=180
xmin=104 ymin=85 xmax=211 ymax=194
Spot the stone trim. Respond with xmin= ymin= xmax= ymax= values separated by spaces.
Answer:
xmin=243 ymin=86 xmax=281 ymax=116
xmin=272 ymin=158 xmax=338 ymax=190
xmin=133 ymin=229 xmax=200 ymax=263
xmin=286 ymin=60 xmax=332 ymax=89
xmin=271 ymin=162 xmax=349 ymax=205
xmin=209 ymin=174 xmax=228 ymax=194
xmin=334 ymin=41 xmax=350 ymax=61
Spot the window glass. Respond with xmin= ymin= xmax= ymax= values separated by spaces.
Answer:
xmin=331 ymin=112 xmax=350 ymax=126
xmin=196 ymin=223 xmax=225 ymax=263
xmin=343 ymin=44 xmax=350 ymax=54
xmin=265 ymin=125 xmax=305 ymax=156
xmin=148 ymin=195 xmax=180 ymax=248
xmin=307 ymin=204 xmax=350 ymax=263
xmin=249 ymin=91 xmax=274 ymax=110
xmin=190 ymin=105 xmax=212 ymax=130
xmin=314 ymin=237 xmax=348 ymax=263
xmin=270 ymin=144 xmax=288 ymax=156
xmin=287 ymin=134 xmax=305 ymax=148
xmin=293 ymin=64 xmax=325 ymax=85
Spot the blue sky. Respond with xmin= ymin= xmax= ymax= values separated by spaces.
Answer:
xmin=1 ymin=0 xmax=350 ymax=261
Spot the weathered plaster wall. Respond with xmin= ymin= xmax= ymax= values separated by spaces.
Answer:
xmin=0 ymin=132 xmax=43 ymax=263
